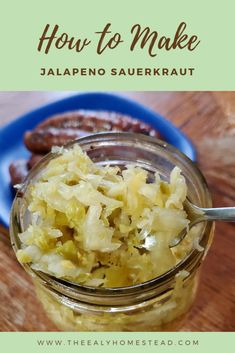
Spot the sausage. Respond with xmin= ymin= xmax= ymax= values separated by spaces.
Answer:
xmin=9 ymin=160 xmax=29 ymax=186
xmin=24 ymin=127 xmax=89 ymax=154
xmin=9 ymin=155 xmax=43 ymax=187
xmin=10 ymin=110 xmax=160 ymax=187
xmin=27 ymin=154 xmax=44 ymax=169
xmin=36 ymin=110 xmax=157 ymax=134
xmin=24 ymin=110 xmax=159 ymax=154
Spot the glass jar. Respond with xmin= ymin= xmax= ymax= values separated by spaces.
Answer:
xmin=10 ymin=132 xmax=214 ymax=331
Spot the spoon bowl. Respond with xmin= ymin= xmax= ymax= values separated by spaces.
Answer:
xmin=169 ymin=199 xmax=235 ymax=248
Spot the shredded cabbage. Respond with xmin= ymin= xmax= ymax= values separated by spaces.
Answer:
xmin=17 ymin=144 xmax=201 ymax=287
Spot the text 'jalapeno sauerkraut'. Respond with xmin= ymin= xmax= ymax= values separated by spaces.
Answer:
xmin=16 ymin=144 xmax=200 ymax=287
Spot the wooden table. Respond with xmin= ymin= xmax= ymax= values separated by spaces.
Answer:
xmin=0 ymin=91 xmax=234 ymax=331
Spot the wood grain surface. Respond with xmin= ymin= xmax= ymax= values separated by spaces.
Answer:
xmin=0 ymin=91 xmax=234 ymax=332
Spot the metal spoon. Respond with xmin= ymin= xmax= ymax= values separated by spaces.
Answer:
xmin=169 ymin=198 xmax=235 ymax=248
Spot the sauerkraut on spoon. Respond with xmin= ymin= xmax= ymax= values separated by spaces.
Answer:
xmin=16 ymin=144 xmax=200 ymax=287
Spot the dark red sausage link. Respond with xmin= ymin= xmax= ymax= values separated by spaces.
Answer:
xmin=9 ymin=160 xmax=29 ymax=186
xmin=10 ymin=110 xmax=160 ymax=187
xmin=27 ymin=154 xmax=44 ymax=169
xmin=24 ymin=128 xmax=89 ymax=154
xmin=24 ymin=110 xmax=159 ymax=154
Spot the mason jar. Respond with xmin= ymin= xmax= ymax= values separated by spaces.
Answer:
xmin=10 ymin=132 xmax=214 ymax=331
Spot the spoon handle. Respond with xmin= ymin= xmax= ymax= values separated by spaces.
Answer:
xmin=201 ymin=207 xmax=235 ymax=221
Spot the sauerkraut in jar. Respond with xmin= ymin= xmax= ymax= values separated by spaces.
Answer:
xmin=10 ymin=133 xmax=214 ymax=331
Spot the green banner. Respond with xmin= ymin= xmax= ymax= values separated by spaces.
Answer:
xmin=0 ymin=0 xmax=234 ymax=90
xmin=0 ymin=332 xmax=234 ymax=353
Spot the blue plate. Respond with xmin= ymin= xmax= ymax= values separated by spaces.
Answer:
xmin=0 ymin=92 xmax=196 ymax=228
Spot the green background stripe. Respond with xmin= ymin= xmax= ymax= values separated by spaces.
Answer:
xmin=0 ymin=332 xmax=234 ymax=353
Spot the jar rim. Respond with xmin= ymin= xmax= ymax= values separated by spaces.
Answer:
xmin=10 ymin=132 xmax=213 ymax=301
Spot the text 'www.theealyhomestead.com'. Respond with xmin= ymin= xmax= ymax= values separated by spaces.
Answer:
xmin=36 ymin=339 xmax=199 ymax=347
